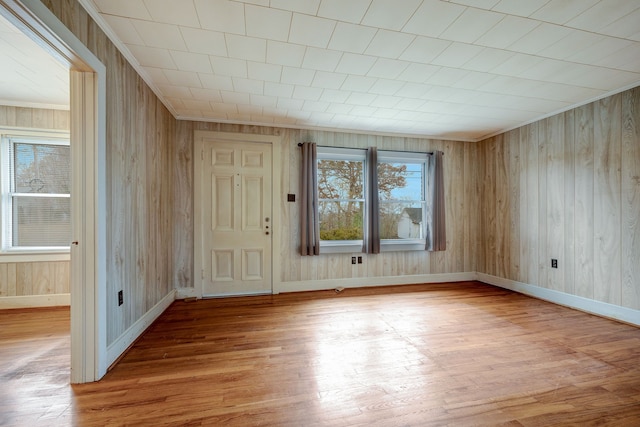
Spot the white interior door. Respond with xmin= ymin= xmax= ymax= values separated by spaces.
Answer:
xmin=199 ymin=139 xmax=272 ymax=296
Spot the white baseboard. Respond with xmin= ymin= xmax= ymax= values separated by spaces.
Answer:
xmin=0 ymin=293 xmax=70 ymax=309
xmin=106 ymin=289 xmax=176 ymax=368
xmin=478 ymin=273 xmax=640 ymax=327
xmin=175 ymin=287 xmax=201 ymax=299
xmin=274 ymin=272 xmax=476 ymax=294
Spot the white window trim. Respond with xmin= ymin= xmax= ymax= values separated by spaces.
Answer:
xmin=317 ymin=147 xmax=430 ymax=253
xmin=0 ymin=127 xmax=71 ymax=257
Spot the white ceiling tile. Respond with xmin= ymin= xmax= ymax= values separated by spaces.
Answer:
xmin=101 ymin=15 xmax=144 ymax=45
xmin=491 ymin=0 xmax=551 ymax=17
xmin=248 ymin=62 xmax=282 ymax=82
xmin=321 ymin=90 xmax=351 ymax=103
xmin=395 ymin=82 xmax=432 ymax=98
xmin=312 ymin=71 xmax=348 ymax=89
xmin=266 ymin=40 xmax=306 ymax=67
xmin=325 ymin=102 xmax=354 ymax=114
xmin=439 ymin=8 xmax=505 ymax=43
xmin=157 ymin=84 xmax=192 ymax=98
xmin=190 ymin=87 xmax=223 ymax=103
xmin=431 ymin=42 xmax=484 ymax=67
xmin=539 ymin=30 xmax=603 ymax=61
xmin=361 ymin=0 xmax=422 ymax=31
xmin=277 ymin=98 xmax=305 ymax=110
xmin=142 ymin=66 xmax=170 ymax=85
xmin=270 ymin=0 xmax=321 ymax=15
xmin=364 ymin=29 xmax=415 ymax=58
xmin=490 ymin=53 xmax=544 ymax=77
xmin=397 ymin=63 xmax=441 ymax=83
xmin=399 ymin=36 xmax=451 ymax=64
xmin=427 ymin=67 xmax=471 ymax=86
xmin=182 ymin=99 xmax=213 ymax=111
xmin=289 ymin=13 xmax=336 ymax=49
xmin=349 ymin=104 xmax=377 ymax=115
xmin=474 ymin=16 xmax=540 ymax=49
xmin=530 ymin=0 xmax=599 ymax=25
xmin=301 ymin=47 xmax=343 ymax=72
xmin=367 ymin=58 xmax=410 ymax=79
xmin=448 ymin=0 xmax=500 ymax=8
xmin=402 ymin=0 xmax=466 ymax=37
xmin=328 ymin=22 xmax=377 ymax=54
xmin=518 ymin=58 xmax=570 ymax=81
xmin=250 ymin=94 xmax=278 ymax=108
xmin=245 ymin=5 xmax=291 ymax=41
xmin=369 ymin=78 xmax=404 ymax=95
xmin=264 ymin=82 xmax=294 ymax=98
xmin=463 ymin=47 xmax=514 ymax=72
xmin=221 ymin=90 xmax=251 ymax=104
xmin=451 ymin=71 xmax=495 ymax=90
xmin=126 ymin=45 xmax=176 ymax=68
xmin=194 ymin=0 xmax=245 ymax=34
xmin=317 ymin=0 xmax=372 ymax=23
xmin=199 ymin=73 xmax=234 ymax=91
xmin=595 ymin=44 xmax=640 ymax=70
xmin=568 ymin=36 xmax=632 ymax=65
xmin=370 ymin=95 xmax=401 ymax=108
xmin=335 ymin=53 xmax=377 ymax=75
xmin=142 ymin=0 xmax=199 ymax=26
xmin=394 ymin=97 xmax=426 ymax=110
xmin=342 ymin=75 xmax=377 ymax=92
xmin=170 ymin=51 xmax=212 ymax=73
xmin=131 ymin=21 xmax=187 ymax=50
xmin=507 ymin=22 xmax=572 ymax=54
xmin=303 ymin=100 xmax=330 ymax=112
xmin=232 ymin=77 xmax=264 ymax=94
xmin=566 ymin=0 xmax=640 ymax=32
xmin=292 ymin=86 xmax=323 ymax=101
xmin=93 ymin=0 xmax=151 ymax=19
xmin=598 ymin=7 xmax=640 ymax=39
xmin=209 ymin=102 xmax=237 ymax=114
xmin=281 ymin=67 xmax=316 ymax=85
xmin=163 ymin=69 xmax=202 ymax=87
xmin=572 ymin=68 xmax=640 ymax=91
xmin=210 ymin=56 xmax=247 ymax=77
xmin=180 ymin=28 xmax=227 ymax=56
xmin=225 ymin=34 xmax=266 ymax=62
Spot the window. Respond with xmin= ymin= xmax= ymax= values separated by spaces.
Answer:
xmin=1 ymin=132 xmax=71 ymax=252
xmin=317 ymin=147 xmax=429 ymax=253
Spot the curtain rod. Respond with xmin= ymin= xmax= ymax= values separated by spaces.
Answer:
xmin=297 ymin=142 xmax=439 ymax=155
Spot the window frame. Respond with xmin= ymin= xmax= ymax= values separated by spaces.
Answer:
xmin=0 ymin=128 xmax=71 ymax=255
xmin=317 ymin=146 xmax=429 ymax=254
xmin=317 ymin=147 xmax=367 ymax=254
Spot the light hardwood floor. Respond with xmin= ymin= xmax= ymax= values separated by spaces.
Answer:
xmin=1 ymin=282 xmax=640 ymax=426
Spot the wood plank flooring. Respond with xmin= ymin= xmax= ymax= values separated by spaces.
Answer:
xmin=1 ymin=282 xmax=640 ymax=426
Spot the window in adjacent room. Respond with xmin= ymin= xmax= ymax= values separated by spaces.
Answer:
xmin=1 ymin=132 xmax=71 ymax=252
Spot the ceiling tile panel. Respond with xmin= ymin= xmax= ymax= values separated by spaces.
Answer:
xmin=270 ymin=0 xmax=321 ymax=15
xmin=169 ymin=50 xmax=212 ymax=73
xmin=598 ymin=7 xmax=640 ymax=39
xmin=367 ymin=58 xmax=410 ymax=79
xmin=232 ymin=77 xmax=264 ymax=94
xmin=369 ymin=79 xmax=405 ymax=95
xmin=530 ymin=0 xmax=600 ymax=25
xmin=328 ymin=22 xmax=377 ymax=54
xmin=302 ymin=47 xmax=343 ymax=72
xmin=431 ymin=42 xmax=484 ymax=67
xmin=280 ymin=67 xmax=316 ymax=85
xmin=289 ymin=14 xmax=336 ymax=49
xmin=163 ymin=69 xmax=202 ymax=87
xmin=142 ymin=0 xmax=200 ymax=26
xmin=364 ymin=30 xmax=415 ymax=59
xmin=194 ymin=0 xmax=246 ymax=34
xmin=199 ymin=74 xmax=234 ymax=91
xmin=321 ymin=90 xmax=351 ymax=104
xmin=93 ymin=0 xmax=151 ymax=19
xmin=361 ymin=0 xmax=422 ymax=31
xmin=438 ymin=8 xmax=505 ymax=43
xmin=506 ymin=22 xmax=572 ymax=54
xmin=127 ymin=45 xmax=176 ymax=68
xmin=317 ymin=0 xmax=372 ymax=23
xmin=180 ymin=28 xmax=227 ymax=56
xmin=247 ymin=62 xmax=282 ymax=82
xmin=474 ymin=15 xmax=540 ymax=49
xmin=264 ymin=82 xmax=294 ymax=98
xmin=335 ymin=53 xmax=377 ymax=75
xmin=491 ymin=0 xmax=551 ymax=17
xmin=399 ymin=36 xmax=451 ymax=64
xmin=209 ymin=56 xmax=248 ymax=77
xmin=245 ymin=5 xmax=291 ymax=41
xmin=463 ymin=47 xmax=514 ymax=72
xmin=402 ymin=0 xmax=466 ymax=38
xmin=131 ymin=21 xmax=187 ymax=50
xmin=565 ymin=0 xmax=640 ymax=32
xmin=397 ymin=63 xmax=441 ymax=83
xmin=225 ymin=34 xmax=266 ymax=62
xmin=312 ymin=71 xmax=348 ymax=89
xmin=266 ymin=40 xmax=306 ymax=67
xmin=101 ymin=15 xmax=145 ymax=44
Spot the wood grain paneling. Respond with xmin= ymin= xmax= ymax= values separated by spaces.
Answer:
xmin=42 ymin=1 xmax=176 ymax=345
xmin=479 ymin=86 xmax=640 ymax=311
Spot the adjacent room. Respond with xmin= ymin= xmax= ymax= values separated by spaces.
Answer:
xmin=1 ymin=0 xmax=639 ymax=425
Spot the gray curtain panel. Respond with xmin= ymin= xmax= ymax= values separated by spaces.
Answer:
xmin=426 ymin=150 xmax=446 ymax=251
xmin=300 ymin=142 xmax=320 ymax=256
xmin=365 ymin=147 xmax=380 ymax=254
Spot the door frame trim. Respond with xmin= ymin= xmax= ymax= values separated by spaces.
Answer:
xmin=194 ymin=131 xmax=282 ymax=298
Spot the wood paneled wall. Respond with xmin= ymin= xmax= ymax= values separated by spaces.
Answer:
xmin=173 ymin=121 xmax=479 ymax=288
xmin=42 ymin=1 xmax=176 ymax=345
xmin=478 ymin=87 xmax=640 ymax=311
xmin=0 ymin=106 xmax=71 ymax=299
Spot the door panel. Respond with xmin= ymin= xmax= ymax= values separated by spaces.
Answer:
xmin=200 ymin=140 xmax=272 ymax=296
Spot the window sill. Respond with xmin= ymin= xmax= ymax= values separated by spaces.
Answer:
xmin=0 ymin=250 xmax=70 ymax=263
xmin=380 ymin=239 xmax=426 ymax=252
xmin=320 ymin=240 xmax=363 ymax=254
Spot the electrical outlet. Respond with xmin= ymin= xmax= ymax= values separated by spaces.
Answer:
xmin=287 ymin=193 xmax=295 ymax=202
xmin=551 ymin=259 xmax=558 ymax=269
xmin=357 ymin=256 xmax=363 ymax=264
xmin=118 ymin=290 xmax=123 ymax=306
xmin=351 ymin=256 xmax=356 ymax=264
